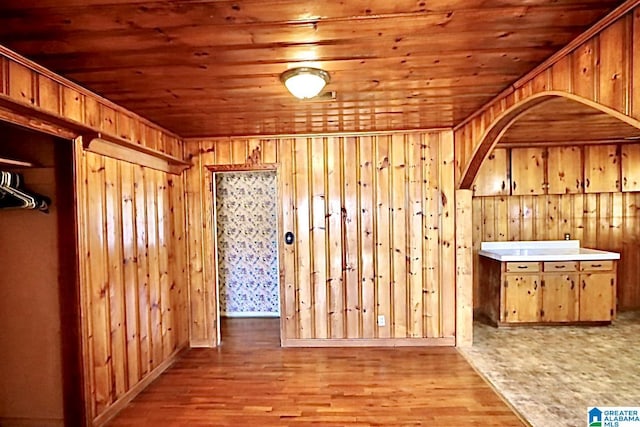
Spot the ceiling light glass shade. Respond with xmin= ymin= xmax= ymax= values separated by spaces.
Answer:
xmin=280 ymin=67 xmax=330 ymax=99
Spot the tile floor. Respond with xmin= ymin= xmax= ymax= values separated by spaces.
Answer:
xmin=460 ymin=311 xmax=640 ymax=427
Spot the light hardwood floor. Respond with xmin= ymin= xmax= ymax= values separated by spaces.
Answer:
xmin=107 ymin=318 xmax=525 ymax=426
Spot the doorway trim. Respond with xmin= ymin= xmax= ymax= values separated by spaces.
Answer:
xmin=206 ymin=163 xmax=283 ymax=346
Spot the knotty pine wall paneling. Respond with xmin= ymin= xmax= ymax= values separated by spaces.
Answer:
xmin=472 ymin=192 xmax=640 ymax=310
xmin=0 ymin=47 xmax=183 ymax=157
xmin=185 ymin=131 xmax=457 ymax=346
xmin=74 ymin=140 xmax=189 ymax=426
xmin=456 ymin=5 xmax=640 ymax=188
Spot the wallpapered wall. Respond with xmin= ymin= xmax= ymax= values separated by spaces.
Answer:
xmin=215 ymin=172 xmax=280 ymax=316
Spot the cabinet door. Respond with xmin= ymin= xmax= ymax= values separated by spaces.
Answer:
xmin=503 ymin=274 xmax=541 ymax=322
xmin=473 ymin=148 xmax=510 ymax=196
xmin=584 ymin=144 xmax=620 ymax=193
xmin=541 ymin=274 xmax=579 ymax=322
xmin=621 ymin=144 xmax=640 ymax=192
xmin=511 ymin=147 xmax=546 ymax=195
xmin=547 ymin=146 xmax=583 ymax=194
xmin=579 ymin=273 xmax=615 ymax=321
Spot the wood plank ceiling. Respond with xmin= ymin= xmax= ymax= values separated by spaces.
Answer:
xmin=0 ymin=0 xmax=625 ymax=137
xmin=498 ymin=97 xmax=640 ymax=146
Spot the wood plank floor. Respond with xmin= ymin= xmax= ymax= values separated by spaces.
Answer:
xmin=107 ymin=318 xmax=525 ymax=426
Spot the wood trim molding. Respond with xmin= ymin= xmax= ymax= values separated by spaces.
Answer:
xmin=206 ymin=163 xmax=278 ymax=172
xmin=0 ymin=45 xmax=180 ymax=140
xmin=92 ymin=346 xmax=188 ymax=427
xmin=184 ymin=127 xmax=452 ymax=142
xmin=282 ymin=337 xmax=456 ymax=347
xmin=82 ymin=132 xmax=191 ymax=174
xmin=454 ymin=0 xmax=640 ymax=131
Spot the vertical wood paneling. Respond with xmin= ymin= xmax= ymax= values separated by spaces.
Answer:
xmin=311 ymin=137 xmax=328 ymax=338
xmin=104 ymin=158 xmax=127 ymax=400
xmin=184 ymin=130 xmax=457 ymax=345
xmin=391 ymin=134 xmax=407 ymax=337
xmin=120 ymin=164 xmax=140 ymax=388
xmin=294 ymin=137 xmax=313 ymax=338
xmin=279 ymin=138 xmax=297 ymax=339
xmin=598 ymin=18 xmax=628 ymax=113
xmin=86 ymin=153 xmax=112 ymax=415
xmin=423 ymin=134 xmax=441 ymax=338
xmin=360 ymin=136 xmax=376 ymax=338
xmin=408 ymin=134 xmax=423 ymax=338
xmin=374 ymin=136 xmax=391 ymax=338
xmin=327 ymin=137 xmax=344 ymax=338
xmin=343 ymin=137 xmax=360 ymax=338
xmin=78 ymin=148 xmax=190 ymax=423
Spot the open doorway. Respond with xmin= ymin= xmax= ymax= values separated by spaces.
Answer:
xmin=212 ymin=170 xmax=280 ymax=347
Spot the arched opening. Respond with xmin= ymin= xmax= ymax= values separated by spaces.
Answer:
xmin=459 ymin=91 xmax=640 ymax=190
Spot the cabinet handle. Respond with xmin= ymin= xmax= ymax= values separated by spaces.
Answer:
xmin=591 ymin=264 xmax=602 ymax=268
xmin=571 ymin=280 xmax=575 ymax=290
xmin=554 ymin=265 xmax=566 ymax=269
xmin=582 ymin=280 xmax=586 ymax=290
xmin=585 ymin=178 xmax=590 ymax=188
xmin=513 ymin=181 xmax=517 ymax=191
xmin=517 ymin=265 xmax=528 ymax=269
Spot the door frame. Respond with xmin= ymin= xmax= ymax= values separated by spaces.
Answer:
xmin=206 ymin=163 xmax=284 ymax=346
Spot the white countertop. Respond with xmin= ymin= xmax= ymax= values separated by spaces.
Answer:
xmin=479 ymin=240 xmax=620 ymax=262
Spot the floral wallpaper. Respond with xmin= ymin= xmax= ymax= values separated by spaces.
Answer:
xmin=215 ymin=172 xmax=280 ymax=316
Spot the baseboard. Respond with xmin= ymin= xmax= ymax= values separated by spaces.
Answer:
xmin=92 ymin=345 xmax=188 ymax=427
xmin=0 ymin=417 xmax=64 ymax=427
xmin=282 ymin=337 xmax=455 ymax=347
xmin=221 ymin=311 xmax=280 ymax=318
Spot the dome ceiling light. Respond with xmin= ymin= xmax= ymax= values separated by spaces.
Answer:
xmin=280 ymin=67 xmax=330 ymax=100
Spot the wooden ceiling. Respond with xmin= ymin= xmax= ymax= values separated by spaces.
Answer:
xmin=0 ymin=0 xmax=625 ymax=137
xmin=498 ymin=97 xmax=640 ymax=146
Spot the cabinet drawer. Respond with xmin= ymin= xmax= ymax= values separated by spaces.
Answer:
xmin=544 ymin=261 xmax=578 ymax=272
xmin=506 ymin=262 xmax=540 ymax=272
xmin=580 ymin=260 xmax=614 ymax=271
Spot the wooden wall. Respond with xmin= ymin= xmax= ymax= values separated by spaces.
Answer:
xmin=473 ymin=191 xmax=640 ymax=310
xmin=74 ymin=141 xmax=189 ymax=425
xmin=456 ymin=3 xmax=640 ymax=188
xmin=184 ymin=131 xmax=457 ymax=346
xmin=0 ymin=46 xmax=182 ymax=156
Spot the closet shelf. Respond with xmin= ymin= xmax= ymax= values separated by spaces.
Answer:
xmin=82 ymin=132 xmax=191 ymax=175
xmin=0 ymin=156 xmax=34 ymax=168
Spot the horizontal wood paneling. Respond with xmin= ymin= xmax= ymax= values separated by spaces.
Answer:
xmin=457 ymin=4 xmax=640 ymax=188
xmin=0 ymin=46 xmax=183 ymax=157
xmin=184 ymin=131 xmax=456 ymax=345
xmin=0 ymin=1 xmax=620 ymax=136
xmin=472 ymin=192 xmax=640 ymax=310
xmin=74 ymin=141 xmax=189 ymax=425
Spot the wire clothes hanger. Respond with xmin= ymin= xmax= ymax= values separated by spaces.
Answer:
xmin=0 ymin=170 xmax=51 ymax=213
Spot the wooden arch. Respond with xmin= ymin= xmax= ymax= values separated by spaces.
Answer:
xmin=457 ymin=90 xmax=640 ymax=189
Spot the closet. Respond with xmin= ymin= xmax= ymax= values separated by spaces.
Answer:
xmin=0 ymin=121 xmax=81 ymax=427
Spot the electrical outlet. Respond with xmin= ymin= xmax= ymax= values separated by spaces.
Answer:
xmin=377 ymin=315 xmax=386 ymax=326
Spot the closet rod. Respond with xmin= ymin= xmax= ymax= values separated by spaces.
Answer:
xmin=0 ymin=156 xmax=34 ymax=168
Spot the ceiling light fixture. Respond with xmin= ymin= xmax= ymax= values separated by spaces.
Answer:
xmin=280 ymin=67 xmax=330 ymax=99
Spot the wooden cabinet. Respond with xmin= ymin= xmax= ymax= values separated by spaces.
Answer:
xmin=473 ymin=148 xmax=510 ymax=196
xmin=511 ymin=147 xmax=545 ymax=195
xmin=479 ymin=257 xmax=617 ymax=326
xmin=504 ymin=274 xmax=541 ymax=322
xmin=579 ymin=261 xmax=616 ymax=321
xmin=546 ymin=146 xmax=583 ymax=194
xmin=510 ymin=146 xmax=583 ymax=195
xmin=621 ymin=144 xmax=640 ymax=192
xmin=584 ymin=144 xmax=620 ymax=193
